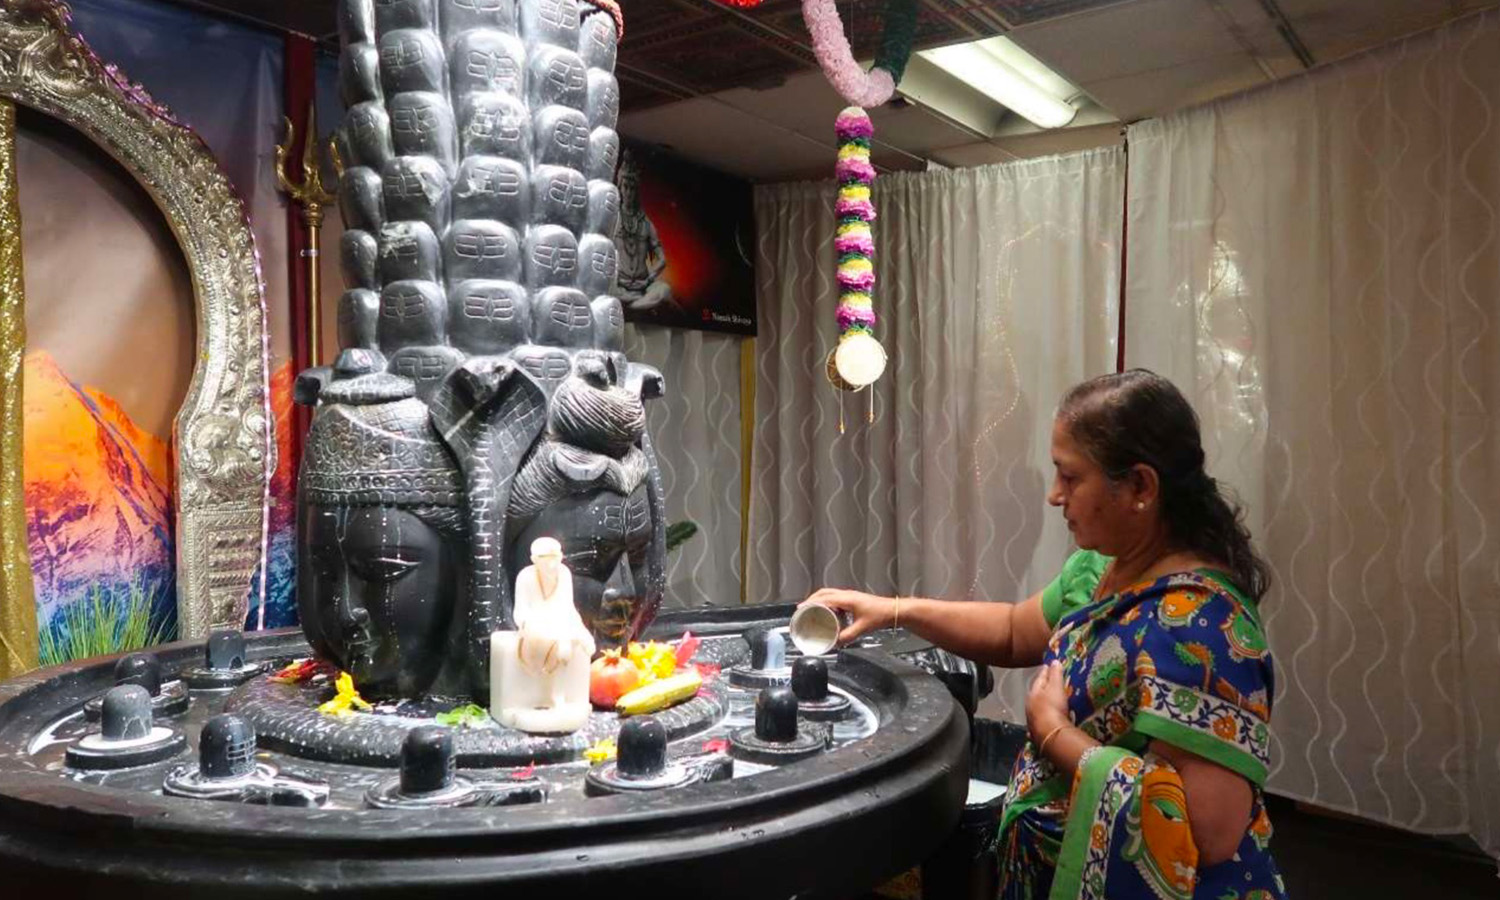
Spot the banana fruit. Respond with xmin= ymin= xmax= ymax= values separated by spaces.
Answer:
xmin=615 ymin=670 xmax=703 ymax=716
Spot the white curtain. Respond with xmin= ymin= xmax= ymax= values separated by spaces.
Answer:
xmin=748 ymin=150 xmax=1124 ymax=717
xmin=625 ymin=324 xmax=744 ymax=612
xmin=1126 ymin=9 xmax=1500 ymax=859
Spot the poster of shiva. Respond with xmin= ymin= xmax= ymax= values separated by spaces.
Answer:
xmin=616 ymin=141 xmax=756 ymax=336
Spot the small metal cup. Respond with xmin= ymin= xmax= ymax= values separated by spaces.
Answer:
xmin=789 ymin=603 xmax=852 ymax=657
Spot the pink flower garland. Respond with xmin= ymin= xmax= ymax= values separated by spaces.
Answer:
xmin=802 ymin=0 xmax=897 ymax=108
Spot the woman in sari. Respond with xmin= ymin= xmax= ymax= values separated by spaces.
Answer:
xmin=804 ymin=370 xmax=1286 ymax=899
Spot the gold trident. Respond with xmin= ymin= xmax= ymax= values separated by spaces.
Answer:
xmin=275 ymin=99 xmax=339 ymax=368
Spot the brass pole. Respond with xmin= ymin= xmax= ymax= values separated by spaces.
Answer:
xmin=303 ymin=201 xmax=324 ymax=366
xmin=275 ymin=99 xmax=336 ymax=368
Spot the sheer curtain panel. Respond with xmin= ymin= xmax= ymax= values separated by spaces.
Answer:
xmin=749 ymin=150 xmax=1125 ymax=718
xmin=625 ymin=325 xmax=744 ymax=612
xmin=1126 ymin=9 xmax=1500 ymax=859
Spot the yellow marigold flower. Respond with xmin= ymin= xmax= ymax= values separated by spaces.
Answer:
xmin=584 ymin=737 xmax=618 ymax=763
xmin=627 ymin=641 xmax=678 ymax=681
xmin=318 ymin=672 xmax=371 ymax=717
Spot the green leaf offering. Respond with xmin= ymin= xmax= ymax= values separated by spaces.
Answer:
xmin=436 ymin=704 xmax=491 ymax=729
xmin=666 ymin=520 xmax=699 ymax=554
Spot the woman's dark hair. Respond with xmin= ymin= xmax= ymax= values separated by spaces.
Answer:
xmin=1058 ymin=369 xmax=1271 ymax=602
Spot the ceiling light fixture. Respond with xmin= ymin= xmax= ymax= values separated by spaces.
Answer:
xmin=918 ymin=37 xmax=1078 ymax=130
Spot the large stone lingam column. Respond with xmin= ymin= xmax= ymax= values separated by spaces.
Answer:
xmin=297 ymin=0 xmax=666 ymax=702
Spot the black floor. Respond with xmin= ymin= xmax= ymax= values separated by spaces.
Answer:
xmin=957 ymin=719 xmax=1500 ymax=899
xmin=858 ymin=794 xmax=1497 ymax=899
xmin=1266 ymin=795 xmax=1497 ymax=899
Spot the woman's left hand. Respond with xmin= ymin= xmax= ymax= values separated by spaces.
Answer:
xmin=1025 ymin=660 xmax=1070 ymax=742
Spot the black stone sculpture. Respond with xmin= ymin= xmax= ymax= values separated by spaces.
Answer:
xmin=114 ymin=652 xmax=162 ymax=696
xmin=399 ymin=725 xmax=456 ymax=795
xmin=790 ymin=656 xmax=852 ymax=721
xmin=615 ymin=716 xmax=668 ymax=779
xmin=162 ymin=713 xmax=331 ymax=806
xmin=729 ymin=686 xmax=830 ymax=766
xmin=728 ymin=628 xmax=792 ymax=689
xmin=67 ymin=684 xmax=186 ymax=770
xmin=182 ymin=630 xmax=267 ymax=689
xmin=83 ymin=651 xmax=189 ymax=720
xmin=365 ymin=723 xmax=548 ymax=808
xmin=296 ymin=0 xmax=663 ymax=702
xmin=199 ymin=714 xmax=259 ymax=780
xmin=297 ymin=371 xmax=469 ymax=699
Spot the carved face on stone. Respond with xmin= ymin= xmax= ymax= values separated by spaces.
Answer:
xmin=296 ymin=374 xmax=468 ymax=699
xmin=299 ymin=505 xmax=461 ymax=698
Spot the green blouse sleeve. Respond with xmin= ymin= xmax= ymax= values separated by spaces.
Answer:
xmin=1040 ymin=549 xmax=1111 ymax=628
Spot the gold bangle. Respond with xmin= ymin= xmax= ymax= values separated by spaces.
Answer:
xmin=892 ymin=596 xmax=901 ymax=630
xmin=1038 ymin=723 xmax=1070 ymax=758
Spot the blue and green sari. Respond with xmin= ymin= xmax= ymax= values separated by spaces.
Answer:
xmin=999 ymin=551 xmax=1287 ymax=900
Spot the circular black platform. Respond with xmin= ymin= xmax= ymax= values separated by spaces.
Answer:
xmin=0 ymin=619 xmax=969 ymax=899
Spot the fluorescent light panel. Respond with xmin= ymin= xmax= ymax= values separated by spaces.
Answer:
xmin=918 ymin=37 xmax=1078 ymax=130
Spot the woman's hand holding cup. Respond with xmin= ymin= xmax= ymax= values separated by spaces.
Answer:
xmin=799 ymin=588 xmax=897 ymax=648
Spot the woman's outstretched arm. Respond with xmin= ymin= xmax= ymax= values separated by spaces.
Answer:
xmin=801 ymin=588 xmax=1055 ymax=669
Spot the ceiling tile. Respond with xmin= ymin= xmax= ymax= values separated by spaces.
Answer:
xmin=931 ymin=122 xmax=1124 ymax=168
xmin=750 ymin=0 xmax=992 ymax=57
xmin=1011 ymin=0 xmax=1249 ymax=85
xmin=620 ymin=97 xmax=833 ymax=182
xmin=1081 ymin=52 xmax=1271 ymax=120
xmin=870 ymin=102 xmax=988 ymax=154
xmin=1280 ymin=0 xmax=1500 ymax=65
xmin=991 ymin=121 xmax=1125 ymax=159
xmin=711 ymin=71 xmax=851 ymax=137
xmin=992 ymin=0 xmax=1141 ymax=27
xmin=928 ymin=143 xmax=1017 ymax=169
xmin=869 ymin=145 xmax=928 ymax=173
xmin=709 ymin=70 xmax=981 ymax=152
xmin=617 ymin=73 xmax=690 ymax=111
xmin=618 ymin=0 xmax=708 ymax=40
xmin=149 ymin=0 xmax=1500 ymax=182
xmin=627 ymin=20 xmax=806 ymax=93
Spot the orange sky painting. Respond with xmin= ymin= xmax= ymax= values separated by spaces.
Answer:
xmin=22 ymin=349 xmax=174 ymax=623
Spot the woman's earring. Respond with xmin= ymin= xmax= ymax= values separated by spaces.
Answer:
xmin=1135 ymin=502 xmax=1146 ymax=511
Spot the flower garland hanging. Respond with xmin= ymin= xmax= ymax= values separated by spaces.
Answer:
xmin=802 ymin=0 xmax=919 ymax=108
xmin=829 ymin=106 xmax=886 ymax=397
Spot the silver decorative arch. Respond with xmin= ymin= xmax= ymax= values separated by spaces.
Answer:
xmin=0 ymin=0 xmax=274 ymax=638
